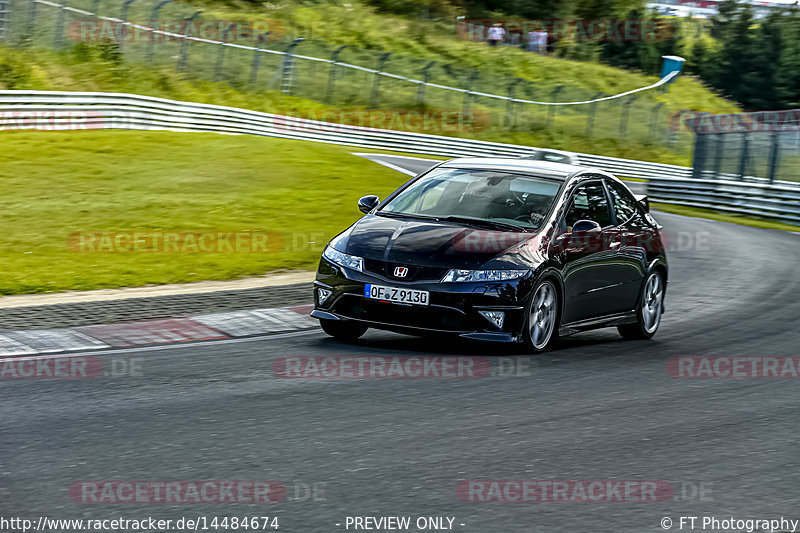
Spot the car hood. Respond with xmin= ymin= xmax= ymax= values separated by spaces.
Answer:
xmin=333 ymin=214 xmax=546 ymax=270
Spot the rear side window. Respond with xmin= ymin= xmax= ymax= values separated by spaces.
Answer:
xmin=606 ymin=181 xmax=639 ymax=223
xmin=565 ymin=182 xmax=612 ymax=229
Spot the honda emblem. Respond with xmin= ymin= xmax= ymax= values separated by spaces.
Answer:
xmin=393 ymin=266 xmax=409 ymax=278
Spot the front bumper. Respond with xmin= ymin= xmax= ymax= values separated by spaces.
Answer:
xmin=312 ymin=259 xmax=532 ymax=342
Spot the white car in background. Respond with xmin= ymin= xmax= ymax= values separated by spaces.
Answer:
xmin=518 ymin=149 xmax=579 ymax=165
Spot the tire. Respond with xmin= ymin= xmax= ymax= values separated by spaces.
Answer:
xmin=319 ymin=318 xmax=368 ymax=341
xmin=618 ymin=271 xmax=665 ymax=340
xmin=522 ymin=279 xmax=560 ymax=353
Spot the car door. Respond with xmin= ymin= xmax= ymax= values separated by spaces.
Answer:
xmin=557 ymin=180 xmax=623 ymax=324
xmin=605 ymin=179 xmax=652 ymax=312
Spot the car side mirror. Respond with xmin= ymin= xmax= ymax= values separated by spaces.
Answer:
xmin=358 ymin=195 xmax=380 ymax=214
xmin=571 ymin=219 xmax=602 ymax=233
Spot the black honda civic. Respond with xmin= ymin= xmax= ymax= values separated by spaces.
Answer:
xmin=311 ymin=158 xmax=668 ymax=352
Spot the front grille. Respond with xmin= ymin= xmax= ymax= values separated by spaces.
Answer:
xmin=332 ymin=295 xmax=482 ymax=332
xmin=363 ymin=259 xmax=446 ymax=282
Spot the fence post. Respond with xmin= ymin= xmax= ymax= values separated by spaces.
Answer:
xmin=737 ymin=133 xmax=749 ymax=180
xmin=325 ymin=44 xmax=348 ymax=102
xmin=118 ymin=0 xmax=137 ymax=55
xmin=369 ymin=52 xmax=391 ymax=108
xmin=767 ymin=131 xmax=780 ymax=184
xmin=249 ymin=31 xmax=271 ymax=87
xmin=53 ymin=3 xmax=65 ymax=49
xmin=416 ymin=60 xmax=435 ymax=107
xmin=146 ymin=0 xmax=171 ymax=63
xmin=505 ymin=78 xmax=523 ymax=129
xmin=585 ymin=91 xmax=603 ymax=138
xmin=214 ymin=23 xmax=236 ymax=82
xmin=691 ymin=133 xmax=708 ymax=179
xmin=177 ymin=10 xmax=202 ymax=72
xmin=648 ymin=102 xmax=665 ymax=141
xmin=0 ymin=0 xmax=9 ymax=41
xmin=619 ymin=95 xmax=637 ymax=139
xmin=281 ymin=37 xmax=305 ymax=95
xmin=712 ymin=133 xmax=724 ymax=179
xmin=26 ymin=0 xmax=38 ymax=45
xmin=462 ymin=70 xmax=480 ymax=116
xmin=546 ymin=85 xmax=564 ymax=128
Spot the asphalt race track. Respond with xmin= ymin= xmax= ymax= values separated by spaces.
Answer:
xmin=2 ymin=156 xmax=800 ymax=533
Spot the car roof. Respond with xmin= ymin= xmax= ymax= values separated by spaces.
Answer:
xmin=438 ymin=157 xmax=603 ymax=181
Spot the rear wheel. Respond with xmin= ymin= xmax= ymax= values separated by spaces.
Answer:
xmin=523 ymin=280 xmax=559 ymax=353
xmin=618 ymin=271 xmax=664 ymax=340
xmin=319 ymin=318 xmax=368 ymax=340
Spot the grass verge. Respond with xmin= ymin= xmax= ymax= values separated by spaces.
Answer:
xmin=0 ymin=130 xmax=407 ymax=295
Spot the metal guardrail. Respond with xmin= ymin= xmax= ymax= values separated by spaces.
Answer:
xmin=1 ymin=90 xmax=798 ymax=224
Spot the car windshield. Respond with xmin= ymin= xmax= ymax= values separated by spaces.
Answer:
xmin=378 ymin=167 xmax=561 ymax=230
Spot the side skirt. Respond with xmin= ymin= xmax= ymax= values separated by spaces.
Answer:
xmin=558 ymin=311 xmax=637 ymax=337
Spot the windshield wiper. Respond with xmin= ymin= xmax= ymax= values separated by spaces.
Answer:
xmin=438 ymin=216 xmax=527 ymax=232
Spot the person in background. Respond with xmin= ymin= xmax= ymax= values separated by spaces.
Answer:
xmin=487 ymin=23 xmax=505 ymax=46
xmin=527 ymin=30 xmax=547 ymax=53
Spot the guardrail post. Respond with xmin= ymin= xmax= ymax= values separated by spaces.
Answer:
xmin=505 ymin=78 xmax=523 ymax=129
xmin=214 ymin=23 xmax=236 ymax=82
xmin=53 ymin=3 xmax=65 ymax=49
xmin=118 ymin=0 xmax=137 ymax=55
xmin=325 ymin=44 xmax=348 ymax=102
xmin=737 ymin=133 xmax=750 ymax=181
xmin=546 ymin=85 xmax=564 ymax=128
xmin=416 ymin=60 xmax=435 ymax=107
xmin=249 ymin=31 xmax=271 ymax=87
xmin=369 ymin=52 xmax=391 ymax=108
xmin=90 ymin=0 xmax=101 ymax=15
xmin=619 ymin=95 xmax=637 ymax=139
xmin=177 ymin=10 xmax=202 ymax=72
xmin=146 ymin=0 xmax=171 ymax=63
xmin=767 ymin=131 xmax=780 ymax=184
xmin=462 ymin=70 xmax=480 ymax=115
xmin=585 ymin=91 xmax=603 ymax=138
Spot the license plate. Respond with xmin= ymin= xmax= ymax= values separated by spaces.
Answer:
xmin=364 ymin=284 xmax=429 ymax=306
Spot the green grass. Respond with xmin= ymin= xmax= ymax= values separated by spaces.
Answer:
xmin=652 ymin=202 xmax=800 ymax=232
xmin=0 ymin=130 xmax=408 ymax=295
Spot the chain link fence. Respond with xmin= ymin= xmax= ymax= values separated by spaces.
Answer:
xmin=1 ymin=0 xmax=695 ymax=153
xmin=691 ymin=129 xmax=800 ymax=184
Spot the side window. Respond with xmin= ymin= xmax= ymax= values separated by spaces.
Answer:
xmin=606 ymin=181 xmax=639 ymax=223
xmin=564 ymin=182 xmax=612 ymax=230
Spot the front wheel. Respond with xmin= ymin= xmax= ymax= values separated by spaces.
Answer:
xmin=618 ymin=271 xmax=664 ymax=340
xmin=522 ymin=280 xmax=560 ymax=353
xmin=319 ymin=318 xmax=368 ymax=341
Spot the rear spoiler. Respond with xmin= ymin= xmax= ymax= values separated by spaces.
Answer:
xmin=634 ymin=194 xmax=650 ymax=213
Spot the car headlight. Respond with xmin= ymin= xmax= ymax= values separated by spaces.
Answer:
xmin=322 ymin=246 xmax=363 ymax=272
xmin=441 ymin=269 xmax=528 ymax=282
